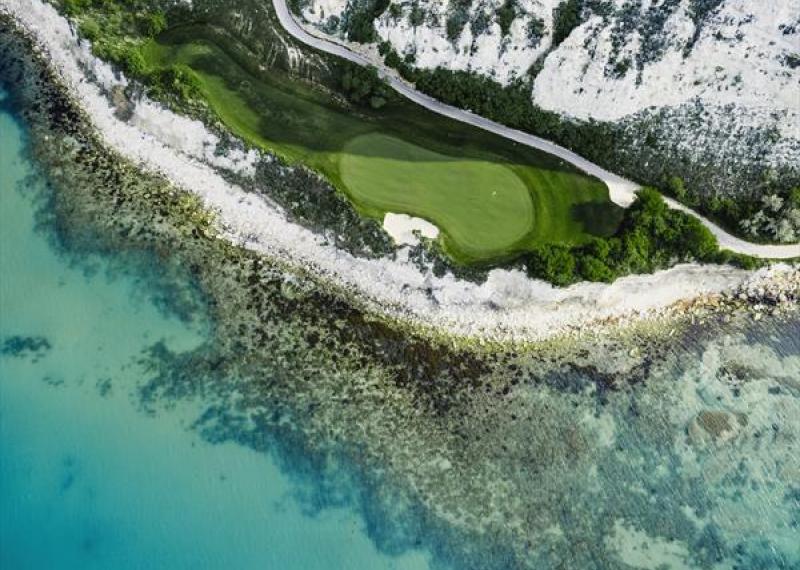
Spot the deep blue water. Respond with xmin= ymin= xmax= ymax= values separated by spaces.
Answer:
xmin=0 ymin=91 xmax=432 ymax=569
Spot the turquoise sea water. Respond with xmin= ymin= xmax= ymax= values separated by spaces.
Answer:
xmin=2 ymin=65 xmax=799 ymax=567
xmin=0 ymin=94 xmax=432 ymax=569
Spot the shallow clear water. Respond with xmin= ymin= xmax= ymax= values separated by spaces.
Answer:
xmin=2 ymin=68 xmax=799 ymax=568
xmin=0 ymin=95 xmax=431 ymax=569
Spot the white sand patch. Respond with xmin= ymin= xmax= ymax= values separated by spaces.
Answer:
xmin=382 ymin=212 xmax=439 ymax=246
xmin=606 ymin=520 xmax=692 ymax=570
xmin=7 ymin=0 xmax=794 ymax=344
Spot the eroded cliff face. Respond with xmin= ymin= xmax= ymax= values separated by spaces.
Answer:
xmin=296 ymin=0 xmax=800 ymax=237
xmin=302 ymin=0 xmax=797 ymax=125
xmin=190 ymin=0 xmax=335 ymax=81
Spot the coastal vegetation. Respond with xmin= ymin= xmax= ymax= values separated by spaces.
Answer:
xmin=63 ymin=2 xmax=621 ymax=265
xmin=377 ymin=45 xmax=800 ymax=246
xmin=4 ymin=16 xmax=800 ymax=570
xmin=522 ymin=187 xmax=736 ymax=286
xmin=342 ymin=0 xmax=390 ymax=43
xmin=52 ymin=0 xmax=767 ymax=284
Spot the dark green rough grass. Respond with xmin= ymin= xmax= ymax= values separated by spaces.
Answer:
xmin=140 ymin=24 xmax=622 ymax=264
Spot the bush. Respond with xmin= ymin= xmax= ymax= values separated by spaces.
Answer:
xmin=526 ymin=17 xmax=545 ymax=47
xmin=552 ymin=0 xmax=583 ymax=47
xmin=446 ymin=9 xmax=469 ymax=42
xmin=78 ymin=18 xmax=101 ymax=42
xmin=62 ymin=0 xmax=90 ymax=17
xmin=470 ymin=11 xmax=491 ymax=37
xmin=384 ymin=49 xmax=402 ymax=68
xmin=525 ymin=244 xmax=576 ymax=286
xmin=138 ymin=12 xmax=167 ymax=38
xmin=120 ymin=45 xmax=148 ymax=77
xmin=339 ymin=64 xmax=393 ymax=107
xmin=789 ymin=187 xmax=800 ymax=208
xmin=522 ymin=188 xmax=721 ymax=286
xmin=667 ymin=175 xmax=688 ymax=202
xmin=409 ymin=5 xmax=425 ymax=27
xmin=495 ymin=0 xmax=516 ymax=37
xmin=344 ymin=0 xmax=391 ymax=43
xmin=149 ymin=64 xmax=202 ymax=101
xmin=578 ymin=255 xmax=614 ymax=282
xmin=347 ymin=11 xmax=379 ymax=42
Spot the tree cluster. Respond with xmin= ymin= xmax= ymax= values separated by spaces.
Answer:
xmin=338 ymin=63 xmax=393 ymax=109
xmin=344 ymin=0 xmax=391 ymax=43
xmin=552 ymin=0 xmax=584 ymax=47
xmin=495 ymin=0 xmax=517 ymax=37
xmin=411 ymin=67 xmax=620 ymax=167
xmin=522 ymin=188 xmax=725 ymax=286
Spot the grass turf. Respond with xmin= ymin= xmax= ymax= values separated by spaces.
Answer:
xmin=341 ymin=134 xmax=533 ymax=259
xmin=141 ymin=24 xmax=623 ymax=264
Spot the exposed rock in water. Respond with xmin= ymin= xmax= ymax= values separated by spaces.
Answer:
xmin=110 ymin=85 xmax=133 ymax=121
xmin=687 ymin=409 xmax=748 ymax=446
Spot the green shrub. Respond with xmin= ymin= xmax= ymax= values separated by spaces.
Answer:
xmin=789 ymin=187 xmax=800 ymax=208
xmin=495 ymin=0 xmax=516 ymax=37
xmin=522 ymin=188 xmax=721 ymax=286
xmin=409 ymin=5 xmax=425 ymax=27
xmin=138 ymin=12 xmax=167 ymax=38
xmin=525 ymin=244 xmax=576 ymax=286
xmin=526 ymin=17 xmax=545 ymax=47
xmin=578 ymin=255 xmax=614 ymax=282
xmin=62 ymin=0 xmax=90 ymax=17
xmin=344 ymin=0 xmax=391 ymax=43
xmin=78 ymin=18 xmax=101 ymax=42
xmin=667 ymin=176 xmax=687 ymax=202
xmin=384 ymin=49 xmax=402 ymax=68
xmin=446 ymin=9 xmax=469 ymax=42
xmin=150 ymin=64 xmax=202 ymax=101
xmin=339 ymin=64 xmax=393 ymax=107
xmin=120 ymin=45 xmax=148 ymax=77
xmin=346 ymin=11 xmax=379 ymax=42
xmin=552 ymin=0 xmax=583 ymax=47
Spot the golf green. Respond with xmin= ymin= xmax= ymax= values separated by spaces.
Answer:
xmin=341 ymin=134 xmax=533 ymax=259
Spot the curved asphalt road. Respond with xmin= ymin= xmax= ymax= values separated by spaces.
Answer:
xmin=271 ymin=0 xmax=800 ymax=259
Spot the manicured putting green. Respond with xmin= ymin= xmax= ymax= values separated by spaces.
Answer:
xmin=340 ymin=134 xmax=534 ymax=259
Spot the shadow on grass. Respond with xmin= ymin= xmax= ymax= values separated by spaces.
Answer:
xmin=570 ymin=201 xmax=625 ymax=238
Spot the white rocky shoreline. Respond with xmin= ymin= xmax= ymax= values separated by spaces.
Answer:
xmin=2 ymin=0 xmax=798 ymax=346
xmin=583 ymin=264 xmax=800 ymax=340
